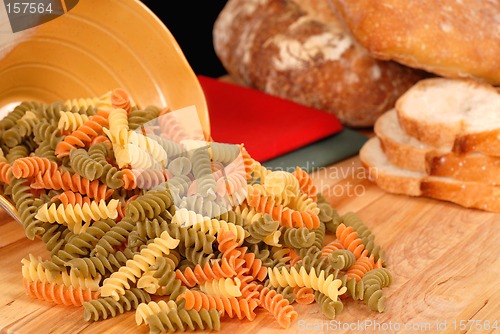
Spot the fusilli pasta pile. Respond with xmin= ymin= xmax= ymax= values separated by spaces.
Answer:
xmin=0 ymin=91 xmax=393 ymax=333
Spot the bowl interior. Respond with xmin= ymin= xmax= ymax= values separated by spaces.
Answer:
xmin=0 ymin=0 xmax=210 ymax=135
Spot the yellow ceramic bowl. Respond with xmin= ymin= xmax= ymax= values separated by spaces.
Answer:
xmin=0 ymin=0 xmax=210 ymax=135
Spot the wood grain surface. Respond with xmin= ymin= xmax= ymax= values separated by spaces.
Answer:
xmin=1 ymin=156 xmax=499 ymax=334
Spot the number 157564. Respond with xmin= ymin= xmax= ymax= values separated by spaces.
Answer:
xmin=6 ymin=2 xmax=53 ymax=14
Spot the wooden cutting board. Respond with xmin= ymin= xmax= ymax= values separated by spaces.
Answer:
xmin=1 ymin=155 xmax=499 ymax=334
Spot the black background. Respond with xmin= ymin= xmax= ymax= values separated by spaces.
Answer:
xmin=140 ymin=1 xmax=229 ymax=78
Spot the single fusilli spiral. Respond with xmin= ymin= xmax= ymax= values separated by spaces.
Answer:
xmin=310 ymin=223 xmax=326 ymax=250
xmin=337 ymin=275 xmax=364 ymax=300
xmin=175 ymin=212 xmax=247 ymax=245
xmin=66 ymin=248 xmax=135 ymax=278
xmin=208 ymin=142 xmax=240 ymax=165
xmin=104 ymin=108 xmax=129 ymax=148
xmin=52 ymin=191 xmax=92 ymax=207
xmin=289 ymin=193 xmax=320 ymax=215
xmin=336 ymin=223 xmax=365 ymax=258
xmin=33 ymin=119 xmax=62 ymax=150
xmin=125 ymin=189 xmax=173 ymax=222
xmin=341 ymin=212 xmax=386 ymax=264
xmin=321 ymin=239 xmax=345 ymax=257
xmin=63 ymin=91 xmax=111 ymax=111
xmin=121 ymin=168 xmax=168 ymax=190
xmin=259 ymin=287 xmax=298 ymax=329
xmin=161 ymin=223 xmax=216 ymax=254
xmin=39 ymin=221 xmax=73 ymax=254
xmin=101 ymin=231 xmax=179 ymax=300
xmin=184 ymin=248 xmax=217 ymax=267
xmin=0 ymin=101 xmax=41 ymax=132
xmin=216 ymin=167 xmax=247 ymax=198
xmin=0 ymin=161 xmax=12 ymax=185
xmin=88 ymin=143 xmax=125 ymax=189
xmin=282 ymin=227 xmax=316 ymax=249
xmin=145 ymin=307 xmax=221 ymax=333
xmin=270 ymin=247 xmax=296 ymax=266
xmin=43 ymin=218 xmax=117 ymax=272
xmin=199 ymin=277 xmax=242 ymax=298
xmin=178 ymin=194 xmax=229 ymax=218
xmin=127 ymin=130 xmax=168 ymax=166
xmin=2 ymin=110 xmax=39 ymax=148
xmin=10 ymin=176 xmax=45 ymax=240
xmin=6 ymin=144 xmax=30 ymax=163
xmin=263 ymin=281 xmax=296 ymax=303
xmin=247 ymin=192 xmax=320 ymax=229
xmin=294 ymin=250 xmax=337 ymax=277
xmin=69 ymin=148 xmax=104 ymax=181
xmin=328 ymin=249 xmax=357 ymax=270
xmin=190 ymin=146 xmax=217 ymax=199
xmin=58 ymin=111 xmax=90 ymax=132
xmin=134 ymin=217 xmax=170 ymax=240
xmin=346 ymin=255 xmax=376 ymax=282
xmin=128 ymin=105 xmax=161 ymax=131
xmin=93 ymin=217 xmax=136 ymax=256
xmin=179 ymin=289 xmax=258 ymax=321
xmin=83 ymin=287 xmax=151 ymax=322
xmin=314 ymin=291 xmax=343 ymax=319
xmin=262 ymin=170 xmax=300 ymax=205
xmin=245 ymin=214 xmax=279 ymax=244
xmin=293 ymin=286 xmax=315 ymax=304
xmin=292 ymin=166 xmax=318 ymax=201
xmin=361 ymin=268 xmax=392 ymax=312
xmin=111 ymin=88 xmax=134 ymax=113
xmin=55 ymin=109 xmax=110 ymax=158
xmin=152 ymin=266 xmax=187 ymax=301
xmin=34 ymin=140 xmax=58 ymax=162
xmin=157 ymin=111 xmax=190 ymax=143
xmin=21 ymin=254 xmax=101 ymax=290
xmin=245 ymin=244 xmax=274 ymax=268
xmin=31 ymin=168 xmax=113 ymax=200
xmin=167 ymin=156 xmax=192 ymax=176
xmin=35 ymin=199 xmax=119 ymax=234
xmin=175 ymin=258 xmax=236 ymax=287
xmin=148 ymin=133 xmax=186 ymax=159
xmin=234 ymin=202 xmax=263 ymax=225
xmin=23 ymin=279 xmax=99 ymax=307
xmin=317 ymin=194 xmax=342 ymax=233
xmin=135 ymin=300 xmax=177 ymax=325
xmin=267 ymin=266 xmax=347 ymax=301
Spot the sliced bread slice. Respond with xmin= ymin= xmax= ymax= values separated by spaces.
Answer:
xmin=396 ymin=78 xmax=500 ymax=155
xmin=359 ymin=137 xmax=500 ymax=213
xmin=375 ymin=109 xmax=500 ymax=185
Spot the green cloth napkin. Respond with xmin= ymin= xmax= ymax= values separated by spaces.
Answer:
xmin=263 ymin=129 xmax=368 ymax=173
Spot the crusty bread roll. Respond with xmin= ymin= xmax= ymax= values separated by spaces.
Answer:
xmin=213 ymin=0 xmax=424 ymax=127
xmin=331 ymin=0 xmax=500 ymax=85
xmin=375 ymin=109 xmax=500 ymax=185
xmin=395 ymin=78 xmax=500 ymax=155
xmin=360 ymin=137 xmax=500 ymax=213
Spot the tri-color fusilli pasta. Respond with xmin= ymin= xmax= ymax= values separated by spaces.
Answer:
xmin=0 ymin=94 xmax=392 ymax=332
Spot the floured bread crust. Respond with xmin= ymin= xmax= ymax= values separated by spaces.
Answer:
xmin=213 ymin=0 xmax=424 ymax=127
xmin=331 ymin=0 xmax=500 ymax=85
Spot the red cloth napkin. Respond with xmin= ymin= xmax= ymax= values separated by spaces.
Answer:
xmin=198 ymin=75 xmax=343 ymax=162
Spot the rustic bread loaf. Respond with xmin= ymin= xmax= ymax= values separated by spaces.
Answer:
xmin=375 ymin=109 xmax=500 ymax=185
xmin=396 ymin=78 xmax=500 ymax=155
xmin=360 ymin=137 xmax=500 ymax=213
xmin=213 ymin=0 xmax=424 ymax=127
xmin=330 ymin=0 xmax=500 ymax=85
